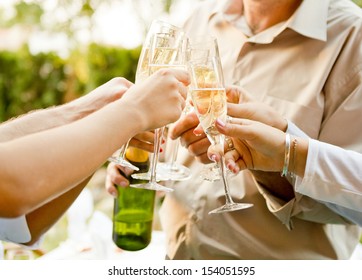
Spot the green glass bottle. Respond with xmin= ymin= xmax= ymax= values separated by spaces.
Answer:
xmin=112 ymin=147 xmax=156 ymax=251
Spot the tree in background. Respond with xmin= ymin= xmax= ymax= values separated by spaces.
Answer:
xmin=0 ymin=0 xmax=185 ymax=122
xmin=0 ymin=0 xmax=360 ymax=122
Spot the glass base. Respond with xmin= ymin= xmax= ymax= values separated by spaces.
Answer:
xmin=130 ymin=182 xmax=173 ymax=192
xmin=108 ymin=156 xmax=139 ymax=171
xmin=208 ymin=202 xmax=253 ymax=215
xmin=158 ymin=162 xmax=192 ymax=181
xmin=131 ymin=172 xmax=169 ymax=182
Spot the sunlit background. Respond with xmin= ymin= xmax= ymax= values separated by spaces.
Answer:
xmin=1 ymin=0 xmax=361 ymax=260
xmin=0 ymin=0 xmax=203 ymax=260
xmin=0 ymin=0 xmax=200 ymax=54
xmin=0 ymin=0 xmax=202 ymax=122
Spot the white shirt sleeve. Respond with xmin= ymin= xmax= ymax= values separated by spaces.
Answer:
xmin=295 ymin=138 xmax=362 ymax=213
xmin=286 ymin=120 xmax=309 ymax=138
xmin=286 ymin=120 xmax=362 ymax=225
xmin=323 ymin=202 xmax=362 ymax=226
xmin=0 ymin=216 xmax=31 ymax=244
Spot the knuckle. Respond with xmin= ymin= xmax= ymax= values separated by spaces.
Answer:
xmin=188 ymin=143 xmax=202 ymax=156
xmin=111 ymin=77 xmax=127 ymax=85
xmin=157 ymin=68 xmax=172 ymax=77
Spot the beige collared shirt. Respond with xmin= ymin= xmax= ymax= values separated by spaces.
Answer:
xmin=160 ymin=0 xmax=362 ymax=259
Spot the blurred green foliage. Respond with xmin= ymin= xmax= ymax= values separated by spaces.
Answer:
xmin=0 ymin=0 xmax=180 ymax=122
xmin=0 ymin=44 xmax=140 ymax=122
xmin=354 ymin=0 xmax=362 ymax=7
xmin=0 ymin=0 xmax=361 ymax=122
xmin=0 ymin=47 xmax=65 ymax=121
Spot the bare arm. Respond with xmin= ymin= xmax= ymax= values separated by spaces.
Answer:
xmin=0 ymin=77 xmax=133 ymax=143
xmin=0 ymin=69 xmax=189 ymax=218
xmin=24 ymin=178 xmax=90 ymax=246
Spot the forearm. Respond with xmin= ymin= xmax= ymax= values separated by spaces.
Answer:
xmin=0 ymin=69 xmax=187 ymax=217
xmin=24 ymin=178 xmax=90 ymax=246
xmin=0 ymin=99 xmax=143 ymax=217
xmin=0 ymin=101 xmax=95 ymax=143
xmin=0 ymin=79 xmax=127 ymax=143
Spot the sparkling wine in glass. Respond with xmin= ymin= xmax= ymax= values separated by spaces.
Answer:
xmin=188 ymin=55 xmax=253 ymax=214
xmin=131 ymin=29 xmax=186 ymax=192
xmin=108 ymin=20 xmax=183 ymax=173
xmin=186 ymin=35 xmax=225 ymax=182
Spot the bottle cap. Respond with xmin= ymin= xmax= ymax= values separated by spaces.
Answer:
xmin=126 ymin=147 xmax=149 ymax=163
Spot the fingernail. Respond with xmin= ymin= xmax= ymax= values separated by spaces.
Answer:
xmin=216 ymin=119 xmax=226 ymax=127
xmin=193 ymin=129 xmax=202 ymax=136
xmin=210 ymin=154 xmax=217 ymax=162
xmin=110 ymin=190 xmax=118 ymax=198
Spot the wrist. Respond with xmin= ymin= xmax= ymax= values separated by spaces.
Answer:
xmin=280 ymin=134 xmax=308 ymax=179
xmin=294 ymin=137 xmax=308 ymax=177
xmin=281 ymin=133 xmax=291 ymax=177
xmin=65 ymin=95 xmax=100 ymax=121
xmin=117 ymin=99 xmax=148 ymax=134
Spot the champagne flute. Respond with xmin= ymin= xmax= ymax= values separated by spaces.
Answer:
xmin=188 ymin=55 xmax=253 ymax=214
xmin=131 ymin=21 xmax=184 ymax=184
xmin=185 ymin=35 xmax=224 ymax=182
xmin=135 ymin=20 xmax=183 ymax=82
xmin=131 ymin=31 xmax=186 ymax=192
xmin=109 ymin=20 xmax=182 ymax=177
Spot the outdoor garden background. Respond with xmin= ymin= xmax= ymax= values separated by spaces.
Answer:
xmin=1 ymin=0 xmax=361 ymax=259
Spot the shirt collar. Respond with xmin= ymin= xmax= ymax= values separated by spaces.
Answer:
xmin=208 ymin=0 xmax=328 ymax=42
xmin=288 ymin=0 xmax=329 ymax=41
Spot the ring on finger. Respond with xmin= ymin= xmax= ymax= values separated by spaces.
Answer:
xmin=225 ymin=136 xmax=235 ymax=152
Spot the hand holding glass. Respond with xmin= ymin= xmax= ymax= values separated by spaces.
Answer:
xmin=108 ymin=20 xmax=183 ymax=173
xmin=188 ymin=55 xmax=253 ymax=214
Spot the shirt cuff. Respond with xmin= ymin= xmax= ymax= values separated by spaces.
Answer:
xmin=0 ymin=216 xmax=31 ymax=244
xmin=286 ymin=120 xmax=309 ymax=138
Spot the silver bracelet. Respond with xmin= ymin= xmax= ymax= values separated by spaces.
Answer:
xmin=290 ymin=137 xmax=297 ymax=180
xmin=281 ymin=133 xmax=291 ymax=177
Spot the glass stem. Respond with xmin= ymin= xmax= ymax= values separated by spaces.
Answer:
xmin=170 ymin=139 xmax=180 ymax=171
xmin=219 ymin=154 xmax=234 ymax=205
xmin=149 ymin=127 xmax=164 ymax=183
